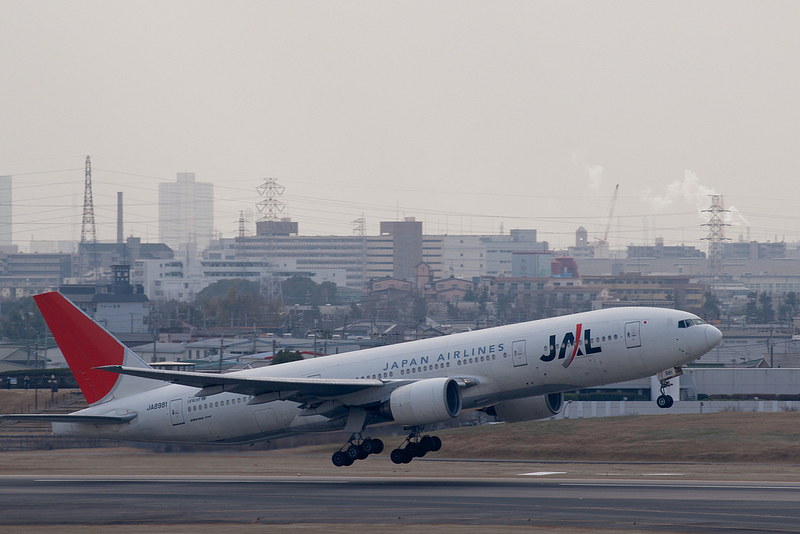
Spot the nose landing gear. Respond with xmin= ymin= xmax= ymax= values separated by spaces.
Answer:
xmin=656 ymin=378 xmax=674 ymax=409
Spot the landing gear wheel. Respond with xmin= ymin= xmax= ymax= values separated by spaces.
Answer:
xmin=391 ymin=428 xmax=445 ymax=464
xmin=406 ymin=442 xmax=421 ymax=456
xmin=361 ymin=439 xmax=375 ymax=455
xmin=346 ymin=444 xmax=362 ymax=460
xmin=390 ymin=448 xmax=408 ymax=464
xmin=419 ymin=435 xmax=434 ymax=453
xmin=657 ymin=394 xmax=673 ymax=409
xmin=331 ymin=451 xmax=348 ymax=467
xmin=362 ymin=438 xmax=383 ymax=455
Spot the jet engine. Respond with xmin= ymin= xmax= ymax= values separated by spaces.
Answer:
xmin=380 ymin=377 xmax=462 ymax=426
xmin=487 ymin=392 xmax=564 ymax=423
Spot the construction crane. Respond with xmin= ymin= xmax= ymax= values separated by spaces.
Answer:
xmin=595 ymin=184 xmax=619 ymax=247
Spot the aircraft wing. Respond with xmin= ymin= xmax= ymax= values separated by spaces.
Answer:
xmin=96 ymin=365 xmax=385 ymax=398
xmin=0 ymin=413 xmax=137 ymax=424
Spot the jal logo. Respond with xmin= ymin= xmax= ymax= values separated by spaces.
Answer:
xmin=540 ymin=323 xmax=601 ymax=368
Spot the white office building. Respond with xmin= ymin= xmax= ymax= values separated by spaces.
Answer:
xmin=159 ymin=173 xmax=214 ymax=257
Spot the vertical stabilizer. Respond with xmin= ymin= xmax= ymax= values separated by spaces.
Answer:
xmin=34 ymin=292 xmax=160 ymax=405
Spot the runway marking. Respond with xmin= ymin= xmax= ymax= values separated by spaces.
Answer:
xmin=561 ymin=482 xmax=800 ymax=490
xmin=642 ymin=473 xmax=684 ymax=476
xmin=518 ymin=471 xmax=567 ymax=476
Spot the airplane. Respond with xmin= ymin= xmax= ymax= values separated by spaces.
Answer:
xmin=2 ymin=291 xmax=722 ymax=466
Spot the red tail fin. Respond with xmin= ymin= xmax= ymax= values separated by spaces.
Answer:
xmin=34 ymin=292 xmax=126 ymax=404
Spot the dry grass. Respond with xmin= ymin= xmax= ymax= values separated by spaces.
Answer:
xmin=437 ymin=412 xmax=800 ymax=463
xmin=0 ymin=388 xmax=82 ymax=413
xmin=4 ymin=388 xmax=800 ymax=464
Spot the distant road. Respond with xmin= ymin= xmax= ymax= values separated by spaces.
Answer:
xmin=2 ymin=475 xmax=799 ymax=532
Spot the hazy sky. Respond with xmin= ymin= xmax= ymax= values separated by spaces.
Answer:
xmin=2 ymin=1 xmax=800 ymax=251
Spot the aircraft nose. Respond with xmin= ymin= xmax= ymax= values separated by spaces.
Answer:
xmin=705 ymin=325 xmax=722 ymax=349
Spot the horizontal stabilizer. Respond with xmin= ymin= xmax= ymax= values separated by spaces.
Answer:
xmin=96 ymin=365 xmax=385 ymax=398
xmin=0 ymin=413 xmax=137 ymax=424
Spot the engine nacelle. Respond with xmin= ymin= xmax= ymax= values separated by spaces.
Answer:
xmin=489 ymin=392 xmax=564 ymax=423
xmin=381 ymin=377 xmax=462 ymax=426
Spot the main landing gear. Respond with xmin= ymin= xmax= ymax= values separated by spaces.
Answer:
xmin=656 ymin=378 xmax=674 ymax=409
xmin=389 ymin=428 xmax=442 ymax=465
xmin=331 ymin=434 xmax=384 ymax=467
xmin=329 ymin=428 xmax=443 ymax=466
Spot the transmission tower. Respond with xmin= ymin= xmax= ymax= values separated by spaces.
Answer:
xmin=256 ymin=177 xmax=285 ymax=221
xmin=255 ymin=178 xmax=285 ymax=303
xmin=80 ymin=155 xmax=97 ymax=244
xmin=702 ymin=194 xmax=729 ymax=277
xmin=260 ymin=269 xmax=283 ymax=304
xmin=79 ymin=155 xmax=98 ymax=279
xmin=351 ymin=214 xmax=367 ymax=290
xmin=352 ymin=214 xmax=366 ymax=236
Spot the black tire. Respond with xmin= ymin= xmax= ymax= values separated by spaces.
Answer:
xmin=405 ymin=442 xmax=419 ymax=457
xmin=657 ymin=395 xmax=669 ymax=409
xmin=361 ymin=439 xmax=374 ymax=455
xmin=419 ymin=435 xmax=434 ymax=452
xmin=371 ymin=439 xmax=384 ymax=455
xmin=331 ymin=451 xmax=348 ymax=467
xmin=664 ymin=395 xmax=674 ymax=408
xmin=346 ymin=444 xmax=361 ymax=460
xmin=390 ymin=448 xmax=405 ymax=464
xmin=431 ymin=436 xmax=442 ymax=452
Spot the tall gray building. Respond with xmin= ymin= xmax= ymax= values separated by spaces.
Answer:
xmin=0 ymin=176 xmax=11 ymax=249
xmin=158 ymin=173 xmax=213 ymax=256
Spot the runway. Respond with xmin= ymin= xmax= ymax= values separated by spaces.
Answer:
xmin=2 ymin=474 xmax=800 ymax=532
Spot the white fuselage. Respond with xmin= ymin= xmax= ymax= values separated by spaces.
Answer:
xmin=54 ymin=307 xmax=720 ymax=443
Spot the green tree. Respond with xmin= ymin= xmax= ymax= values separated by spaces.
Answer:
xmin=282 ymin=276 xmax=318 ymax=305
xmin=197 ymin=279 xmax=260 ymax=301
xmin=495 ymin=292 xmax=515 ymax=324
xmin=477 ymin=286 xmax=489 ymax=317
xmin=348 ymin=302 xmax=362 ymax=321
xmin=785 ymin=292 xmax=799 ymax=322
xmin=270 ymin=349 xmax=304 ymax=365
xmin=758 ymin=292 xmax=774 ymax=323
xmin=312 ymin=281 xmax=339 ymax=306
xmin=411 ymin=296 xmax=427 ymax=327
xmin=446 ymin=301 xmax=459 ymax=320
xmin=202 ymin=286 xmax=264 ymax=327
xmin=701 ymin=292 xmax=721 ymax=321
xmin=744 ymin=292 xmax=758 ymax=323
xmin=0 ymin=297 xmax=45 ymax=340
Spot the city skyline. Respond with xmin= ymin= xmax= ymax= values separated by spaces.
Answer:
xmin=2 ymin=2 xmax=800 ymax=251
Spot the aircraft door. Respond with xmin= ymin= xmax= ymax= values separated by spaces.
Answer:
xmin=512 ymin=340 xmax=527 ymax=367
xmin=169 ymin=399 xmax=185 ymax=426
xmin=625 ymin=322 xmax=641 ymax=349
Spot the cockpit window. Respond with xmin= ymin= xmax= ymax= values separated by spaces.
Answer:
xmin=678 ymin=318 xmax=706 ymax=328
